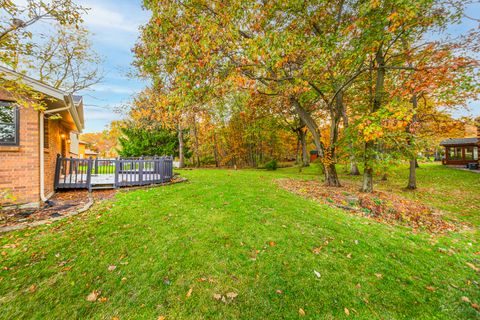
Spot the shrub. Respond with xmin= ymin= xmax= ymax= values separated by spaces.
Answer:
xmin=265 ymin=159 xmax=278 ymax=171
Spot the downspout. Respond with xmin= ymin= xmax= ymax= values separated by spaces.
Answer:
xmin=39 ymin=112 xmax=48 ymax=202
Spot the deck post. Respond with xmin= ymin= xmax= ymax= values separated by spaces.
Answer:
xmin=94 ymin=158 xmax=99 ymax=174
xmin=114 ymin=157 xmax=120 ymax=188
xmin=86 ymin=157 xmax=93 ymax=192
xmin=54 ymin=154 xmax=61 ymax=190
xmin=139 ymin=156 xmax=144 ymax=185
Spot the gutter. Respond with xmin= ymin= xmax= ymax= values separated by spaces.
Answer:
xmin=63 ymin=94 xmax=83 ymax=133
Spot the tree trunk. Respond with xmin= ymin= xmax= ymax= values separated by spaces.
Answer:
xmin=290 ymin=97 xmax=325 ymax=158
xmin=192 ymin=115 xmax=200 ymax=167
xmin=407 ymin=158 xmax=417 ymax=189
xmin=299 ymin=126 xmax=309 ymax=167
xmin=291 ymin=97 xmax=340 ymax=186
xmin=362 ymin=166 xmax=374 ymax=192
xmin=325 ymin=162 xmax=341 ymax=187
xmin=213 ymin=132 xmax=219 ymax=167
xmin=295 ymin=134 xmax=300 ymax=165
xmin=361 ymin=48 xmax=385 ymax=192
xmin=350 ymin=162 xmax=360 ymax=175
xmin=406 ymin=93 xmax=418 ymax=189
xmin=177 ymin=125 xmax=185 ymax=168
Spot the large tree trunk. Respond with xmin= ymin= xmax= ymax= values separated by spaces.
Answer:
xmin=291 ymin=96 xmax=340 ymax=186
xmin=361 ymin=48 xmax=386 ymax=192
xmin=177 ymin=125 xmax=185 ymax=168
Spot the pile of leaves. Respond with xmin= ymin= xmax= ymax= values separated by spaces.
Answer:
xmin=276 ymin=179 xmax=458 ymax=233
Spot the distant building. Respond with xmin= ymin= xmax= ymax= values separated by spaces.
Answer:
xmin=440 ymin=119 xmax=479 ymax=166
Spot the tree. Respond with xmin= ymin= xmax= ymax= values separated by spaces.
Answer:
xmin=1 ymin=0 xmax=88 ymax=108
xmin=118 ymin=124 xmax=182 ymax=158
xmin=26 ymin=25 xmax=102 ymax=93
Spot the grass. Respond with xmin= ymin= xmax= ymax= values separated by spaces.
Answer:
xmin=0 ymin=163 xmax=479 ymax=319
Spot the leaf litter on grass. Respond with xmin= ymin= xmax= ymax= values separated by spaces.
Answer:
xmin=276 ymin=179 xmax=460 ymax=233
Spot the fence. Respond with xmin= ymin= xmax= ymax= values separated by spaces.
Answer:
xmin=54 ymin=155 xmax=174 ymax=191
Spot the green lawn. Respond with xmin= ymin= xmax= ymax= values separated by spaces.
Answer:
xmin=0 ymin=164 xmax=479 ymax=319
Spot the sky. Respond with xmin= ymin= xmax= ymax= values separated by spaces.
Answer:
xmin=76 ymin=0 xmax=150 ymax=133
xmin=70 ymin=1 xmax=479 ymax=132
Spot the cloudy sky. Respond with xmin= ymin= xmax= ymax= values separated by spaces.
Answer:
xmin=75 ymin=1 xmax=478 ymax=132
xmin=76 ymin=0 xmax=150 ymax=132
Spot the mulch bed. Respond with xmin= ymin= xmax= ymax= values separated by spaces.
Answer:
xmin=276 ymin=179 xmax=459 ymax=233
xmin=0 ymin=190 xmax=117 ymax=229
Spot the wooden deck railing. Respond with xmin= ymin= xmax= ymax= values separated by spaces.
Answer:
xmin=54 ymin=155 xmax=173 ymax=190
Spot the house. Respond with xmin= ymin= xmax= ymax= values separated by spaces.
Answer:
xmin=84 ymin=149 xmax=98 ymax=159
xmin=0 ymin=66 xmax=84 ymax=208
xmin=440 ymin=119 xmax=479 ymax=166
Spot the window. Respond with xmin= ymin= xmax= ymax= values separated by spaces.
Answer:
xmin=0 ymin=101 xmax=19 ymax=146
xmin=447 ymin=147 xmax=463 ymax=160
xmin=474 ymin=147 xmax=478 ymax=161
xmin=465 ymin=146 xmax=474 ymax=160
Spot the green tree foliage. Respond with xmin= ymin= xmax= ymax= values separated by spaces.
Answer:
xmin=118 ymin=124 xmax=185 ymax=158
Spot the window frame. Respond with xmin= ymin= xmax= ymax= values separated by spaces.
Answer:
xmin=0 ymin=100 xmax=20 ymax=146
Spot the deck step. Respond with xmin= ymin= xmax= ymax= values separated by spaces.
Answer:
xmin=91 ymin=184 xmax=115 ymax=190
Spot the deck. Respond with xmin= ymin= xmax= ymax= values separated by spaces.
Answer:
xmin=55 ymin=156 xmax=174 ymax=191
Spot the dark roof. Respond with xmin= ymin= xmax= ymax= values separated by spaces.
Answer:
xmin=440 ymin=137 xmax=479 ymax=146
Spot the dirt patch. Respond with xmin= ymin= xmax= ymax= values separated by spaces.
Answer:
xmin=0 ymin=189 xmax=117 ymax=229
xmin=276 ymin=179 xmax=459 ymax=233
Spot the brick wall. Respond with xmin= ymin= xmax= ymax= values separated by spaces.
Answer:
xmin=44 ymin=119 xmax=71 ymax=196
xmin=1 ymin=89 xmax=74 ymax=207
xmin=0 ymin=103 xmax=41 ymax=206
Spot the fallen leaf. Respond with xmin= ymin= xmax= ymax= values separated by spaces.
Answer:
xmin=374 ymin=273 xmax=383 ymax=279
xmin=461 ymin=296 xmax=471 ymax=303
xmin=121 ymin=277 xmax=127 ymax=282
xmin=344 ymin=308 xmax=350 ymax=316
xmin=213 ymin=293 xmax=222 ymax=300
xmin=314 ymin=270 xmax=321 ymax=278
xmin=269 ymin=241 xmax=276 ymax=247
xmin=86 ymin=291 xmax=99 ymax=302
xmin=108 ymin=265 xmax=117 ymax=271
xmin=226 ymin=292 xmax=238 ymax=299
xmin=426 ymin=286 xmax=436 ymax=292
xmin=312 ymin=247 xmax=322 ymax=254
xmin=276 ymin=289 xmax=283 ymax=294
xmin=346 ymin=253 xmax=352 ymax=259
xmin=157 ymin=316 xmax=166 ymax=320
xmin=355 ymin=283 xmax=361 ymax=288
xmin=28 ymin=284 xmax=37 ymax=293
xmin=186 ymin=287 xmax=193 ymax=298
xmin=299 ymin=308 xmax=306 ymax=316
xmin=99 ymin=297 xmax=108 ymax=303
xmin=466 ymin=262 xmax=479 ymax=272
xmin=472 ymin=303 xmax=480 ymax=311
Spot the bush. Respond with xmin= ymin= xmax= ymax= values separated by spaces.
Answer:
xmin=265 ymin=159 xmax=278 ymax=171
